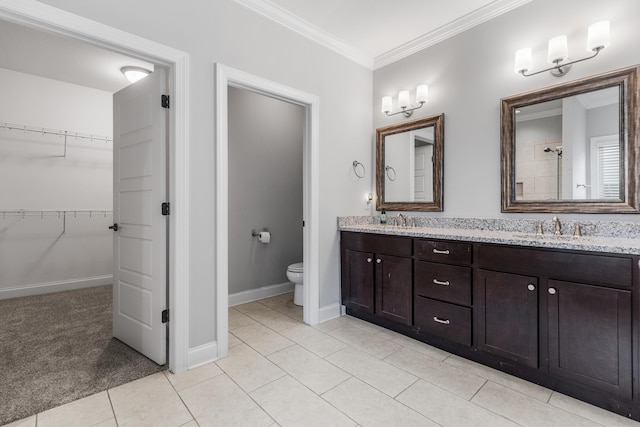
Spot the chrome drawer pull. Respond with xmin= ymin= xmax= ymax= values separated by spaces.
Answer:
xmin=433 ymin=279 xmax=450 ymax=286
xmin=433 ymin=316 xmax=450 ymax=325
xmin=432 ymin=249 xmax=450 ymax=255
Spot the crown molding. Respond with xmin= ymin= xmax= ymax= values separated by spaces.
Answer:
xmin=374 ymin=0 xmax=534 ymax=69
xmin=231 ymin=0 xmax=373 ymax=69
xmin=232 ymin=0 xmax=532 ymax=71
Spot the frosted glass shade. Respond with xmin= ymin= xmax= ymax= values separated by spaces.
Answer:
xmin=381 ymin=96 xmax=392 ymax=113
xmin=514 ymin=48 xmax=532 ymax=74
xmin=548 ymin=35 xmax=568 ymax=63
xmin=416 ymin=85 xmax=429 ymax=104
xmin=398 ymin=91 xmax=410 ymax=109
xmin=587 ymin=21 xmax=610 ymax=51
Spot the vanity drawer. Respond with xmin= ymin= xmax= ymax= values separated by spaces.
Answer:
xmin=414 ymin=261 xmax=471 ymax=306
xmin=414 ymin=239 xmax=472 ymax=265
xmin=341 ymin=231 xmax=412 ymax=257
xmin=414 ymin=296 xmax=471 ymax=346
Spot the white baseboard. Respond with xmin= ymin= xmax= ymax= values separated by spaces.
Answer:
xmin=0 ymin=275 xmax=113 ymax=300
xmin=228 ymin=281 xmax=294 ymax=307
xmin=318 ymin=302 xmax=342 ymax=323
xmin=187 ymin=342 xmax=219 ymax=370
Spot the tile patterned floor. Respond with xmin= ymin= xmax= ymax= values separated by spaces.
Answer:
xmin=6 ymin=292 xmax=639 ymax=427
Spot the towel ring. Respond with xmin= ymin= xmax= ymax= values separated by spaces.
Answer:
xmin=385 ymin=165 xmax=397 ymax=181
xmin=352 ymin=161 xmax=365 ymax=178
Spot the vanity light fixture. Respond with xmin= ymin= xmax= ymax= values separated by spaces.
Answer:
xmin=514 ymin=21 xmax=610 ymax=77
xmin=382 ymin=85 xmax=429 ymax=117
xmin=121 ymin=66 xmax=151 ymax=83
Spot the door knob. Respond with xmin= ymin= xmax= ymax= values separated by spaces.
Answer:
xmin=108 ymin=223 xmax=119 ymax=231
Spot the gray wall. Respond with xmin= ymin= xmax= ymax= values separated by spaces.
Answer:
xmin=39 ymin=0 xmax=373 ymax=349
xmin=228 ymin=87 xmax=303 ymax=294
xmin=373 ymin=0 xmax=640 ymax=222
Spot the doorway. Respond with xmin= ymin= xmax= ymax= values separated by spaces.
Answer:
xmin=0 ymin=3 xmax=190 ymax=372
xmin=215 ymin=64 xmax=320 ymax=359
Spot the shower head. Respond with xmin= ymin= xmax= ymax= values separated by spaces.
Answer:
xmin=544 ymin=147 xmax=552 ymax=152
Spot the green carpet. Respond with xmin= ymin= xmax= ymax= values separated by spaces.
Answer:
xmin=0 ymin=285 xmax=165 ymax=425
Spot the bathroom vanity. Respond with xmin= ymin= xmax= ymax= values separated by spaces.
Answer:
xmin=339 ymin=222 xmax=640 ymax=420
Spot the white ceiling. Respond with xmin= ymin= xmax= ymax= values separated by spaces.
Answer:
xmin=0 ymin=0 xmax=531 ymax=91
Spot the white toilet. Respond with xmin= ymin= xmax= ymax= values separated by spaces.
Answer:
xmin=286 ymin=262 xmax=304 ymax=306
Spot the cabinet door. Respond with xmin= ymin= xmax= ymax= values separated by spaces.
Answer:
xmin=375 ymin=254 xmax=412 ymax=325
xmin=476 ymin=270 xmax=538 ymax=368
xmin=547 ymin=280 xmax=632 ymax=399
xmin=343 ymin=249 xmax=374 ymax=313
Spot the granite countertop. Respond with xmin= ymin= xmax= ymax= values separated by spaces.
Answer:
xmin=338 ymin=221 xmax=640 ymax=255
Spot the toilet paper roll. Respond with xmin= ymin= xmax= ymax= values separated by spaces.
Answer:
xmin=258 ymin=231 xmax=271 ymax=243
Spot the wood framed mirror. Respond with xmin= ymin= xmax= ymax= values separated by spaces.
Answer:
xmin=376 ymin=114 xmax=444 ymax=212
xmin=501 ymin=66 xmax=639 ymax=213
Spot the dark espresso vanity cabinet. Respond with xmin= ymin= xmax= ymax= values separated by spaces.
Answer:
xmin=341 ymin=232 xmax=412 ymax=325
xmin=340 ymin=230 xmax=639 ymax=420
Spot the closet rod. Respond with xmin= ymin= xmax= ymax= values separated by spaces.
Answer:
xmin=1 ymin=121 xmax=112 ymax=143
xmin=0 ymin=209 xmax=113 ymax=219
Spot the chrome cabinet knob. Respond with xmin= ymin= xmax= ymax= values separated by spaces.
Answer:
xmin=376 ymin=259 xmax=382 ymax=264
xmin=366 ymin=258 xmax=372 ymax=263
xmin=548 ymin=288 xmax=557 ymax=295
xmin=527 ymin=284 xmax=535 ymax=291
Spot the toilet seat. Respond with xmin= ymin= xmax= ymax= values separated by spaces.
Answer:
xmin=287 ymin=262 xmax=303 ymax=273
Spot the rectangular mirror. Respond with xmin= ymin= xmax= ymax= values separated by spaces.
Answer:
xmin=501 ymin=66 xmax=639 ymax=213
xmin=376 ymin=114 xmax=444 ymax=212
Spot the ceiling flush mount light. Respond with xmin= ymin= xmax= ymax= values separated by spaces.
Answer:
xmin=121 ymin=66 xmax=151 ymax=83
xmin=382 ymin=84 xmax=429 ymax=117
xmin=514 ymin=21 xmax=610 ymax=78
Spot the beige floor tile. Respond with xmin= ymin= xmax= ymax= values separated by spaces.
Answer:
xmin=268 ymin=345 xmax=351 ymax=394
xmin=397 ymin=379 xmax=518 ymax=427
xmin=228 ymin=332 xmax=243 ymax=347
xmin=326 ymin=346 xmax=418 ymax=398
xmin=37 ymin=391 xmax=113 ymax=427
xmin=445 ymin=354 xmax=552 ymax=402
xmin=232 ymin=322 xmax=295 ymax=355
xmin=164 ymin=362 xmax=223 ymax=391
xmin=344 ymin=316 xmax=400 ymax=340
xmin=233 ymin=301 xmax=269 ymax=314
xmin=549 ymin=391 xmax=640 ymax=427
xmin=229 ymin=307 xmax=257 ymax=330
xmin=285 ymin=308 xmax=304 ymax=322
xmin=312 ymin=315 xmax=349 ymax=332
xmin=245 ymin=307 xmax=301 ymax=331
xmin=323 ymin=377 xmax=437 ymax=426
xmin=179 ymin=374 xmax=273 ymax=427
xmin=327 ymin=324 xmax=403 ymax=359
xmin=279 ymin=324 xmax=348 ymax=358
xmin=388 ymin=333 xmax=451 ymax=361
xmin=93 ymin=419 xmax=118 ymax=427
xmin=2 ymin=416 xmax=36 ymax=427
xmin=385 ymin=347 xmax=486 ymax=400
xmin=259 ymin=292 xmax=295 ymax=309
xmin=472 ymin=381 xmax=602 ymax=427
xmin=250 ymin=375 xmax=356 ymax=427
xmin=108 ymin=373 xmax=192 ymax=427
xmin=215 ymin=343 xmax=286 ymax=392
xmin=178 ymin=422 xmax=199 ymax=427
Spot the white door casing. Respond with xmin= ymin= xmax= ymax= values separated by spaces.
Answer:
xmin=113 ymin=69 xmax=168 ymax=365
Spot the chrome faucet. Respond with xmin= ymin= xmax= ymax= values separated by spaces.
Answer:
xmin=552 ymin=216 xmax=562 ymax=235
xmin=396 ymin=213 xmax=407 ymax=227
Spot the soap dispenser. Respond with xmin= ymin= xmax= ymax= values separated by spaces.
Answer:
xmin=380 ymin=210 xmax=387 ymax=225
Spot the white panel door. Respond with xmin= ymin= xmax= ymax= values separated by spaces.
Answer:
xmin=414 ymin=144 xmax=432 ymax=201
xmin=112 ymin=69 xmax=167 ymax=364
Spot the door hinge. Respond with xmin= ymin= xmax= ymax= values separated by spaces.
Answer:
xmin=162 ymin=202 xmax=170 ymax=215
xmin=161 ymin=94 xmax=170 ymax=109
xmin=162 ymin=309 xmax=169 ymax=323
